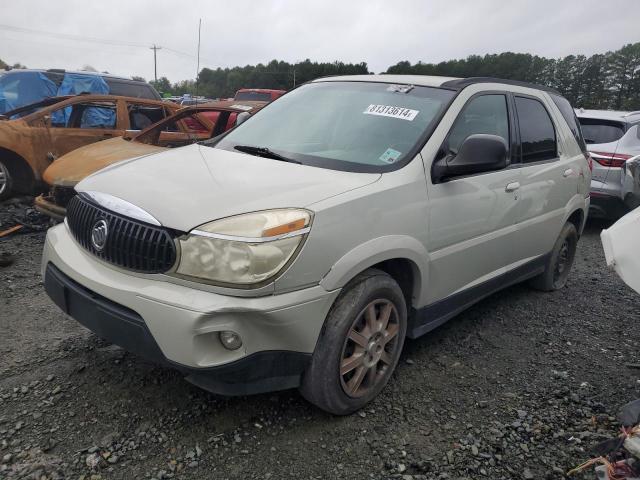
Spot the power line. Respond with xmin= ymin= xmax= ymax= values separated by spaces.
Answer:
xmin=0 ymin=23 xmax=216 ymax=67
xmin=0 ymin=23 xmax=147 ymax=48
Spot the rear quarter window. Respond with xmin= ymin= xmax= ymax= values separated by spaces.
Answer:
xmin=550 ymin=94 xmax=587 ymax=152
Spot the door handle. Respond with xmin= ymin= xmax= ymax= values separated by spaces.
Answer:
xmin=505 ymin=182 xmax=520 ymax=192
xmin=563 ymin=168 xmax=574 ymax=177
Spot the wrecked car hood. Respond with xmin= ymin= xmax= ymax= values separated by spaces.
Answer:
xmin=76 ymin=144 xmax=381 ymax=231
xmin=43 ymin=137 xmax=166 ymax=187
xmin=601 ymin=206 xmax=640 ymax=294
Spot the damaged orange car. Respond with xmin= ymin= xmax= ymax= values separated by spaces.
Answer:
xmin=0 ymin=94 xmax=180 ymax=200
xmin=35 ymin=100 xmax=266 ymax=220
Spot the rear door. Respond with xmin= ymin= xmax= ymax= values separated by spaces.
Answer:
xmin=426 ymin=92 xmax=521 ymax=302
xmin=512 ymin=93 xmax=581 ymax=261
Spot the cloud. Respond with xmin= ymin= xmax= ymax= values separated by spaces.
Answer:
xmin=1 ymin=0 xmax=639 ymax=82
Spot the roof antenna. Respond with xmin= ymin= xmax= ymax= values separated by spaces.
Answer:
xmin=194 ymin=18 xmax=202 ymax=106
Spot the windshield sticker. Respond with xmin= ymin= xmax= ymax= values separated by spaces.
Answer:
xmin=386 ymin=84 xmax=414 ymax=94
xmin=230 ymin=104 xmax=253 ymax=111
xmin=363 ymin=104 xmax=419 ymax=121
xmin=379 ymin=148 xmax=402 ymax=164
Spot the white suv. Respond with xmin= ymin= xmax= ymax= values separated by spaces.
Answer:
xmin=42 ymin=75 xmax=591 ymax=414
xmin=577 ymin=109 xmax=640 ymax=217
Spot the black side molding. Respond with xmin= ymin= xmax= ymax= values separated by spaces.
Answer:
xmin=407 ymin=254 xmax=549 ymax=339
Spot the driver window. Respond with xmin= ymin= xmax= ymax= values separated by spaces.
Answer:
xmin=447 ymin=95 xmax=509 ymax=153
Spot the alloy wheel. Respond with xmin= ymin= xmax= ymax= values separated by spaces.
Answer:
xmin=339 ymin=299 xmax=401 ymax=398
xmin=0 ymin=162 xmax=8 ymax=196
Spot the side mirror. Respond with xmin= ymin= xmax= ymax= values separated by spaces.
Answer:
xmin=235 ymin=111 xmax=250 ymax=126
xmin=432 ymin=134 xmax=508 ymax=183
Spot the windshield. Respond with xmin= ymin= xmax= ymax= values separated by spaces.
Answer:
xmin=213 ymin=81 xmax=454 ymax=172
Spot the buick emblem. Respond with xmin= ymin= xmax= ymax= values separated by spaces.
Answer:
xmin=91 ymin=219 xmax=109 ymax=252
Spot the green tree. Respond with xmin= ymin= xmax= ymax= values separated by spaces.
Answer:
xmin=385 ymin=43 xmax=640 ymax=109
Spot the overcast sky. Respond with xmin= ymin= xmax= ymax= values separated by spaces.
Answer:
xmin=2 ymin=0 xmax=639 ymax=83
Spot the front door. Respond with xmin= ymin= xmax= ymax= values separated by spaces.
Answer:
xmin=44 ymin=99 xmax=121 ymax=160
xmin=426 ymin=93 xmax=520 ymax=303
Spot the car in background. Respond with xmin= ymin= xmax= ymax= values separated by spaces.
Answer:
xmin=34 ymin=100 xmax=266 ymax=220
xmin=621 ymin=154 xmax=640 ymax=211
xmin=576 ymin=109 xmax=640 ymax=218
xmin=234 ymin=88 xmax=286 ymax=102
xmin=0 ymin=69 xmax=160 ymax=114
xmin=0 ymin=95 xmax=179 ymax=200
xmin=602 ymin=205 xmax=640 ymax=295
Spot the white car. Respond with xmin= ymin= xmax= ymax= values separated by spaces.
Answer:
xmin=576 ymin=109 xmax=640 ymax=218
xmin=602 ymin=206 xmax=640 ymax=294
xmin=42 ymin=75 xmax=591 ymax=414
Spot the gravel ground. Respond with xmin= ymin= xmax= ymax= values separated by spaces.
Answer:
xmin=1 ymin=198 xmax=640 ymax=480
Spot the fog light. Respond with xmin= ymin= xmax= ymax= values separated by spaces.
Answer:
xmin=219 ymin=331 xmax=242 ymax=350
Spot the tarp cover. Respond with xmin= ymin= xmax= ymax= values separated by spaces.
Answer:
xmin=52 ymin=73 xmax=115 ymax=128
xmin=0 ymin=71 xmax=57 ymax=114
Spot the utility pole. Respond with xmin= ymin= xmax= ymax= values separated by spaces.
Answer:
xmin=150 ymin=44 xmax=162 ymax=83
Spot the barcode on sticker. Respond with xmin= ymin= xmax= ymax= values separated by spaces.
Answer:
xmin=363 ymin=104 xmax=419 ymax=121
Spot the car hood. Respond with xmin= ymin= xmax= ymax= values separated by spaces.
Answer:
xmin=43 ymin=137 xmax=166 ymax=187
xmin=76 ymin=144 xmax=381 ymax=231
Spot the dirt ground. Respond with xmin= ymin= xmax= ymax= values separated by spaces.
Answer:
xmin=1 ymin=200 xmax=639 ymax=480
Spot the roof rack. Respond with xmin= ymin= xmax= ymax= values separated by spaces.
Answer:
xmin=441 ymin=77 xmax=561 ymax=95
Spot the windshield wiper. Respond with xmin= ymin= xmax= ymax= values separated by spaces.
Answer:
xmin=234 ymin=145 xmax=301 ymax=164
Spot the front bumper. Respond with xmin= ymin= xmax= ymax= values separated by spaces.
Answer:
xmin=42 ymin=224 xmax=340 ymax=395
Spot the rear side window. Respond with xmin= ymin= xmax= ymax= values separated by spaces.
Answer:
xmin=515 ymin=96 xmax=557 ymax=163
xmin=447 ymin=94 xmax=509 ymax=153
xmin=550 ymin=94 xmax=587 ymax=152
xmin=578 ymin=119 xmax=626 ymax=145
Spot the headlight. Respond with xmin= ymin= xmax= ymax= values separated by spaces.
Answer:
xmin=173 ymin=209 xmax=312 ymax=286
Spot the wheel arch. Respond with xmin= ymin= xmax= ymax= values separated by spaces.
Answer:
xmin=566 ymin=208 xmax=585 ymax=236
xmin=0 ymin=147 xmax=35 ymax=194
xmin=319 ymin=235 xmax=429 ymax=308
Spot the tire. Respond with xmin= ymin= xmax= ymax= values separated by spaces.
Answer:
xmin=300 ymin=268 xmax=407 ymax=415
xmin=529 ymin=222 xmax=578 ymax=291
xmin=0 ymin=159 xmax=14 ymax=201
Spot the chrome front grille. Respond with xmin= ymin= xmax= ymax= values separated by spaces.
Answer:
xmin=66 ymin=194 xmax=177 ymax=273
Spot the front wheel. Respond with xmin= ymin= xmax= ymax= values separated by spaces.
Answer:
xmin=300 ymin=269 xmax=407 ymax=415
xmin=0 ymin=160 xmax=14 ymax=201
xmin=529 ymin=222 xmax=578 ymax=291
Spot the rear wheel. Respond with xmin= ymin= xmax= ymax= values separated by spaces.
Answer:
xmin=300 ymin=269 xmax=407 ymax=415
xmin=529 ymin=222 xmax=578 ymax=291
